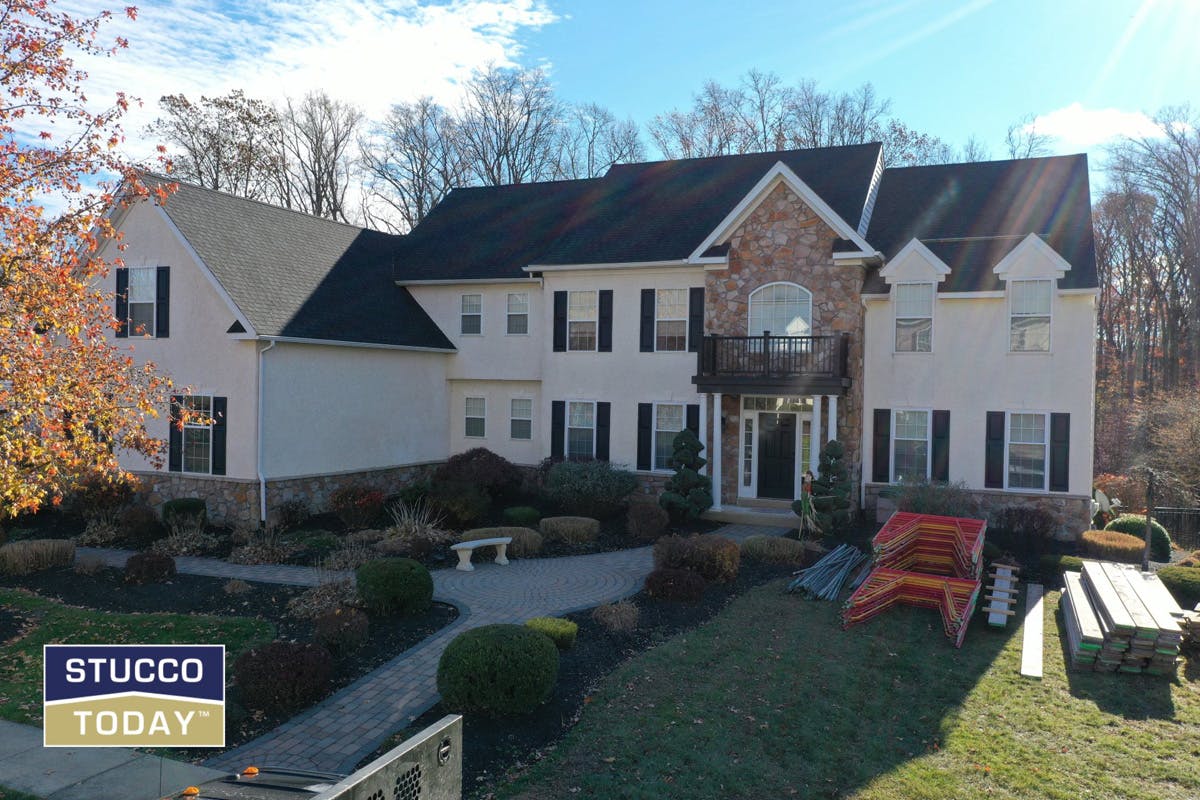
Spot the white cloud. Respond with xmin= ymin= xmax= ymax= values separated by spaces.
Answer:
xmin=1030 ymin=103 xmax=1165 ymax=150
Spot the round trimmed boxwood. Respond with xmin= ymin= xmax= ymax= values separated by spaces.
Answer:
xmin=437 ymin=624 xmax=559 ymax=715
xmin=524 ymin=616 xmax=578 ymax=650
xmin=1105 ymin=514 xmax=1172 ymax=562
xmin=356 ymin=558 xmax=433 ymax=616
xmin=1157 ymin=565 xmax=1200 ymax=609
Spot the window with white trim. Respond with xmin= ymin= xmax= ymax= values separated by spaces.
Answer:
xmin=567 ymin=401 xmax=595 ymax=460
xmin=1007 ymin=412 xmax=1047 ymax=490
xmin=655 ymin=289 xmax=688 ymax=351
xmin=891 ymin=409 xmax=930 ymax=483
xmin=127 ymin=267 xmax=157 ymax=336
xmin=567 ymin=291 xmax=597 ymax=351
xmin=461 ymin=294 xmax=482 ymax=335
xmin=894 ymin=282 xmax=933 ymax=352
xmin=1009 ymin=279 xmax=1051 ymax=352
xmin=510 ymin=398 xmax=532 ymax=440
xmin=748 ymin=283 xmax=811 ymax=336
xmin=506 ymin=293 xmax=529 ymax=335
xmin=182 ymin=394 xmax=213 ymax=474
xmin=653 ymin=403 xmax=685 ymax=470
xmin=465 ymin=396 xmax=486 ymax=438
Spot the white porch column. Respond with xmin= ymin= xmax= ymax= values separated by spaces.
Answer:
xmin=809 ymin=394 xmax=822 ymax=475
xmin=827 ymin=394 xmax=838 ymax=444
xmin=698 ymin=394 xmax=708 ymax=476
xmin=711 ymin=393 xmax=723 ymax=510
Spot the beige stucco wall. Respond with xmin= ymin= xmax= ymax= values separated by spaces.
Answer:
xmin=447 ymin=379 xmax=542 ymax=465
xmin=96 ymin=200 xmax=261 ymax=480
xmin=260 ymin=342 xmax=449 ymax=478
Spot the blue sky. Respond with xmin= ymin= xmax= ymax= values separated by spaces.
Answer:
xmin=66 ymin=0 xmax=1200 ymax=173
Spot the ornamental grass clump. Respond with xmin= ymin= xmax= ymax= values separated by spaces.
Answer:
xmin=1080 ymin=530 xmax=1144 ymax=564
xmin=356 ymin=558 xmax=433 ymax=616
xmin=592 ymin=600 xmax=639 ymax=634
xmin=740 ymin=535 xmax=808 ymax=566
xmin=0 ymin=539 xmax=76 ymax=576
xmin=437 ymin=624 xmax=559 ymax=716
xmin=540 ymin=516 xmax=601 ymax=544
xmin=525 ymin=616 xmax=578 ymax=650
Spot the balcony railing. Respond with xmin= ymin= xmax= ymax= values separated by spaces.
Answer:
xmin=694 ymin=332 xmax=851 ymax=393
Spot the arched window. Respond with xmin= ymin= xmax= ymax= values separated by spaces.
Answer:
xmin=748 ymin=282 xmax=812 ymax=336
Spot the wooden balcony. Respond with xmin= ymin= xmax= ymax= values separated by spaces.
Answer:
xmin=692 ymin=332 xmax=851 ymax=395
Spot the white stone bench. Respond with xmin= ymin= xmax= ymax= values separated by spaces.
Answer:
xmin=450 ymin=537 xmax=512 ymax=571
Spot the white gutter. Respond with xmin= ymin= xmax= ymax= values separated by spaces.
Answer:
xmin=256 ymin=340 xmax=276 ymax=524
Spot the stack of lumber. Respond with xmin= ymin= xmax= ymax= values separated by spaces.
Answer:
xmin=842 ymin=512 xmax=986 ymax=648
xmin=1060 ymin=560 xmax=1183 ymax=676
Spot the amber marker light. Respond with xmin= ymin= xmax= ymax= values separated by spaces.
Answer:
xmin=181 ymin=787 xmax=200 ymax=797
xmin=241 ymin=766 xmax=260 ymax=776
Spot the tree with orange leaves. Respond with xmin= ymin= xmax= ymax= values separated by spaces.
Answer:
xmin=1 ymin=1 xmax=173 ymax=517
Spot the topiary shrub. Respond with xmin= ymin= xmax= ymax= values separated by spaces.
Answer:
xmin=539 ymin=516 xmax=601 ymax=544
xmin=502 ymin=505 xmax=542 ymax=528
xmin=356 ymin=558 xmax=433 ymax=616
xmin=1080 ymin=530 xmax=1144 ymax=564
xmin=811 ymin=440 xmax=852 ymax=533
xmin=0 ymin=539 xmax=76 ymax=576
xmin=124 ymin=552 xmax=176 ymax=585
xmin=1157 ymin=566 xmax=1200 ymax=609
xmin=234 ymin=641 xmax=333 ymax=713
xmin=461 ymin=527 xmax=542 ymax=558
xmin=644 ymin=567 xmax=707 ymax=603
xmin=161 ymin=497 xmax=207 ymax=528
xmin=313 ymin=607 xmax=369 ymax=656
xmin=626 ymin=502 xmax=669 ymax=542
xmin=544 ymin=460 xmax=637 ymax=519
xmin=1038 ymin=554 xmax=1084 ymax=579
xmin=884 ymin=478 xmax=979 ymax=519
xmin=740 ymin=535 xmax=808 ymax=565
xmin=988 ymin=505 xmax=1061 ymax=557
xmin=329 ymin=485 xmax=385 ymax=529
xmin=1105 ymin=514 xmax=1172 ymax=562
xmin=524 ymin=616 xmax=578 ymax=650
xmin=592 ymin=600 xmax=639 ymax=634
xmin=437 ymin=624 xmax=559 ymax=715
xmin=688 ymin=534 xmax=740 ymax=583
xmin=434 ymin=448 xmax=524 ymax=503
xmin=658 ymin=429 xmax=713 ymax=521
xmin=428 ymin=480 xmax=491 ymax=528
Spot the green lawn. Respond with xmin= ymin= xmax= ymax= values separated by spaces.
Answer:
xmin=497 ymin=580 xmax=1200 ymax=800
xmin=0 ymin=588 xmax=273 ymax=725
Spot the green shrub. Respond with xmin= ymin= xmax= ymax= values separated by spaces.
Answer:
xmin=1157 ymin=566 xmax=1200 ymax=609
xmin=119 ymin=505 xmax=164 ymax=546
xmin=540 ymin=516 xmax=601 ymax=544
xmin=1080 ymin=530 xmax=1144 ymax=564
xmin=437 ymin=624 xmax=559 ymax=715
xmin=356 ymin=558 xmax=433 ymax=616
xmin=740 ymin=535 xmax=808 ymax=565
xmin=524 ymin=616 xmax=578 ymax=650
xmin=988 ymin=505 xmax=1061 ymax=557
xmin=234 ymin=641 xmax=333 ymax=713
xmin=1038 ymin=554 xmax=1084 ymax=578
xmin=428 ymin=480 xmax=491 ymax=527
xmin=123 ymin=552 xmax=176 ymax=584
xmin=644 ymin=567 xmax=707 ymax=603
xmin=592 ymin=600 xmax=639 ymax=634
xmin=461 ymin=526 xmax=543 ymax=558
xmin=435 ymin=448 xmax=524 ymax=502
xmin=627 ymin=501 xmax=669 ymax=542
xmin=313 ymin=607 xmax=369 ymax=656
xmin=811 ymin=441 xmax=852 ymax=533
xmin=274 ymin=499 xmax=311 ymax=532
xmin=1105 ymin=514 xmax=1172 ymax=562
xmin=394 ymin=481 xmax=431 ymax=509
xmin=72 ymin=471 xmax=135 ymax=519
xmin=299 ymin=531 xmax=342 ymax=559
xmin=329 ymin=485 xmax=385 ymax=528
xmin=0 ymin=539 xmax=76 ymax=576
xmin=502 ymin=505 xmax=542 ymax=527
xmin=884 ymin=478 xmax=979 ymax=518
xmin=161 ymin=497 xmax=206 ymax=528
xmin=544 ymin=460 xmax=637 ymax=519
xmin=659 ymin=429 xmax=713 ymax=521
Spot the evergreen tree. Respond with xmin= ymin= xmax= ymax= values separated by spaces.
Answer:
xmin=659 ymin=429 xmax=713 ymax=521
xmin=810 ymin=440 xmax=852 ymax=533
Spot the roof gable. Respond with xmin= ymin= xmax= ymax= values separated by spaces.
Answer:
xmin=878 ymin=239 xmax=951 ymax=283
xmin=992 ymin=232 xmax=1072 ymax=280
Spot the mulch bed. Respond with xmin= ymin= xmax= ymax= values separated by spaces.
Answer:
xmin=0 ymin=566 xmax=457 ymax=754
xmin=354 ymin=560 xmax=799 ymax=797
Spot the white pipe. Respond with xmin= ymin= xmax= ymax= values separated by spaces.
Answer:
xmin=711 ymin=393 xmax=723 ymax=510
xmin=256 ymin=340 xmax=276 ymax=524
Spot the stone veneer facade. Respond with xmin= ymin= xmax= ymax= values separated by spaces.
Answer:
xmin=863 ymin=483 xmax=1094 ymax=538
xmin=705 ymin=182 xmax=866 ymax=508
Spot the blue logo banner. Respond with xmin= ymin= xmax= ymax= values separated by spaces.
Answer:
xmin=44 ymin=644 xmax=224 ymax=702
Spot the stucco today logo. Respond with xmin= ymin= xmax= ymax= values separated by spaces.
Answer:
xmin=43 ymin=644 xmax=224 ymax=747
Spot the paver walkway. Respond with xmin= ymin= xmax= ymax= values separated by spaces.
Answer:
xmin=77 ymin=523 xmax=787 ymax=774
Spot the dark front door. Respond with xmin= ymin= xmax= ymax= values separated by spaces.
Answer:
xmin=757 ymin=412 xmax=796 ymax=500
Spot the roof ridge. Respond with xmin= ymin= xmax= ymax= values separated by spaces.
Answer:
xmin=608 ymin=141 xmax=883 ymax=171
xmin=882 ymin=153 xmax=1087 ymax=173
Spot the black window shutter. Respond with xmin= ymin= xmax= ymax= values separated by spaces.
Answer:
xmin=115 ymin=268 xmax=129 ymax=338
xmin=551 ymin=401 xmax=565 ymax=457
xmin=552 ymin=292 xmax=567 ymax=352
xmin=637 ymin=403 xmax=653 ymax=470
xmin=872 ymin=409 xmax=890 ymax=483
xmin=598 ymin=290 xmax=613 ymax=352
xmin=639 ymin=289 xmax=655 ymax=352
xmin=1049 ymin=413 xmax=1070 ymax=492
xmin=688 ymin=287 xmax=705 ymax=353
xmin=985 ymin=411 xmax=1006 ymax=489
xmin=686 ymin=403 xmax=700 ymax=436
xmin=155 ymin=266 xmax=170 ymax=338
xmin=168 ymin=395 xmax=183 ymax=472
xmin=211 ymin=396 xmax=227 ymax=476
xmin=596 ymin=402 xmax=611 ymax=460
xmin=931 ymin=410 xmax=950 ymax=482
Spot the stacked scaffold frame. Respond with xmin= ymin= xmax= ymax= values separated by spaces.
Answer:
xmin=842 ymin=512 xmax=986 ymax=648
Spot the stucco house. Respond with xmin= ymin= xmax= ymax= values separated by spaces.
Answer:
xmin=98 ymin=142 xmax=1098 ymax=530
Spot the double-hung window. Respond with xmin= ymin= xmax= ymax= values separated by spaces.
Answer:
xmin=510 ymin=398 xmax=532 ymax=440
xmin=894 ymin=283 xmax=933 ymax=352
xmin=655 ymin=289 xmax=688 ymax=351
xmin=1009 ymin=280 xmax=1051 ymax=352
xmin=567 ymin=401 xmax=595 ymax=460
xmin=461 ymin=294 xmax=482 ymax=335
xmin=891 ymin=409 xmax=930 ymax=483
xmin=1007 ymin=412 xmax=1047 ymax=490
xmin=654 ymin=403 xmax=685 ymax=470
xmin=182 ymin=395 xmax=213 ymax=474
xmin=567 ymin=291 xmax=597 ymax=351
xmin=127 ymin=267 xmax=158 ymax=336
xmin=465 ymin=397 xmax=486 ymax=438
xmin=506 ymin=293 xmax=529 ymax=335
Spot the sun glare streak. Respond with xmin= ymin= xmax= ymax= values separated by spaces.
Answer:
xmin=1089 ymin=0 xmax=1155 ymax=100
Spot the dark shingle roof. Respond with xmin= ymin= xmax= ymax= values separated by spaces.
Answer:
xmin=151 ymin=179 xmax=452 ymax=350
xmin=864 ymin=154 xmax=1097 ymax=293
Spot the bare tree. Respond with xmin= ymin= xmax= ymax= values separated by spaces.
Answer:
xmin=876 ymin=119 xmax=954 ymax=167
xmin=555 ymin=103 xmax=644 ymax=179
xmin=278 ymin=91 xmax=363 ymax=222
xmin=146 ymin=90 xmax=285 ymax=200
xmin=1004 ymin=113 xmax=1053 ymax=159
xmin=456 ymin=65 xmax=561 ymax=185
xmin=958 ymin=135 xmax=992 ymax=162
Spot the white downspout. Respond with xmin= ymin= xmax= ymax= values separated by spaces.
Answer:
xmin=256 ymin=340 xmax=276 ymax=524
